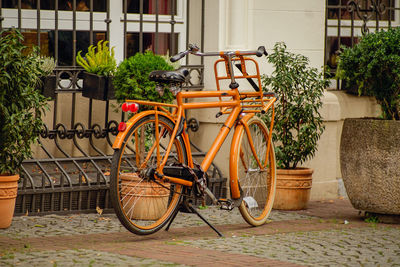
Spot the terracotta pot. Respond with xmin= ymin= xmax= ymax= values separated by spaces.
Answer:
xmin=0 ymin=174 xmax=19 ymax=228
xmin=120 ymin=173 xmax=169 ymax=220
xmin=273 ymin=168 xmax=313 ymax=210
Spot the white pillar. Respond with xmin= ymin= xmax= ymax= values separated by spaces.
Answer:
xmin=109 ymin=1 xmax=124 ymax=63
xmin=225 ymin=0 xmax=248 ymax=50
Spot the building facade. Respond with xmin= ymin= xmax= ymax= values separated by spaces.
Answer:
xmin=1 ymin=0 xmax=397 ymax=209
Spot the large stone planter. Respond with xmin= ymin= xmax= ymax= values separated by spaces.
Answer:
xmin=340 ymin=118 xmax=400 ymax=215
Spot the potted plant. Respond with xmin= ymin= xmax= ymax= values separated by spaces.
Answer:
xmin=76 ymin=40 xmax=117 ymax=101
xmin=36 ymin=55 xmax=57 ymax=99
xmin=262 ymin=42 xmax=329 ymax=210
xmin=337 ymin=28 xmax=400 ymax=219
xmin=0 ymin=29 xmax=48 ymax=228
xmin=112 ymin=51 xmax=177 ymax=218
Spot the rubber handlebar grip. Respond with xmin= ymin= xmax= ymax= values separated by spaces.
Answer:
xmin=256 ymin=46 xmax=268 ymax=57
xmin=170 ymin=51 xmax=187 ymax=62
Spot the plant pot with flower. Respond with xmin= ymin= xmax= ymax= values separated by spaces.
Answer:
xmin=0 ymin=29 xmax=48 ymax=228
xmin=76 ymin=40 xmax=117 ymax=101
xmin=262 ymin=42 xmax=329 ymax=210
xmin=35 ymin=56 xmax=57 ymax=99
xmin=337 ymin=28 xmax=400 ymax=221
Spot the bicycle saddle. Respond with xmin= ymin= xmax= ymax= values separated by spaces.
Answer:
xmin=149 ymin=68 xmax=189 ymax=83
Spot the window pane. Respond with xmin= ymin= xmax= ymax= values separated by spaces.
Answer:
xmin=1 ymin=0 xmax=106 ymax=11
xmin=126 ymin=0 xmax=177 ymax=15
xmin=328 ymin=0 xmax=395 ymax=21
xmin=126 ymin=32 xmax=178 ymax=58
xmin=48 ymin=30 xmax=106 ymax=65
xmin=20 ymin=30 xmax=51 ymax=55
xmin=326 ymin=36 xmax=359 ymax=70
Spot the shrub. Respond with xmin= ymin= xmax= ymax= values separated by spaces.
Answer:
xmin=337 ymin=28 xmax=400 ymax=120
xmin=113 ymin=51 xmax=175 ymax=106
xmin=0 ymin=29 xmax=48 ymax=174
xmin=262 ymin=42 xmax=329 ymax=169
xmin=76 ymin=40 xmax=116 ymax=76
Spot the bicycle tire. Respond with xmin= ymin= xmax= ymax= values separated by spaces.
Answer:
xmin=235 ymin=116 xmax=276 ymax=226
xmin=110 ymin=113 xmax=188 ymax=235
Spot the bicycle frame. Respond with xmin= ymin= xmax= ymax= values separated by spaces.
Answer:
xmin=113 ymin=55 xmax=277 ymax=200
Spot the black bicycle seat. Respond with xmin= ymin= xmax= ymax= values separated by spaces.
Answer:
xmin=149 ymin=68 xmax=189 ymax=83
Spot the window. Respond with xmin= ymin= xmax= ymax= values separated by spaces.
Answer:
xmin=1 ymin=0 xmax=107 ymax=11
xmin=1 ymin=0 xmax=186 ymax=65
xmin=126 ymin=0 xmax=176 ymax=15
xmin=325 ymin=0 xmax=400 ymax=86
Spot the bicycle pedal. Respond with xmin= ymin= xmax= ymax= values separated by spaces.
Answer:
xmin=218 ymin=199 xmax=235 ymax=211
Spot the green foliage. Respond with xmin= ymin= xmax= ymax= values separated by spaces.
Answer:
xmin=262 ymin=42 xmax=329 ymax=169
xmin=337 ymin=28 xmax=400 ymax=120
xmin=364 ymin=212 xmax=379 ymax=224
xmin=76 ymin=40 xmax=116 ymax=76
xmin=0 ymin=29 xmax=49 ymax=175
xmin=113 ymin=51 xmax=175 ymax=106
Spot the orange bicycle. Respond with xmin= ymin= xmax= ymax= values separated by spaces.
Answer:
xmin=110 ymin=44 xmax=277 ymax=236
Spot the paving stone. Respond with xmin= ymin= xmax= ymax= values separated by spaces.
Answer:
xmin=0 ymin=249 xmax=188 ymax=267
xmin=0 ymin=207 xmax=315 ymax=238
xmin=182 ymin=227 xmax=400 ymax=266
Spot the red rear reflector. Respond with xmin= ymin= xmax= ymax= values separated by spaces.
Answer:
xmin=129 ymin=103 xmax=139 ymax=113
xmin=121 ymin=103 xmax=129 ymax=112
xmin=121 ymin=102 xmax=139 ymax=113
xmin=118 ymin=122 xmax=127 ymax=132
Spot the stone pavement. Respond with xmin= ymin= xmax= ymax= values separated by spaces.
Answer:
xmin=1 ymin=199 xmax=400 ymax=266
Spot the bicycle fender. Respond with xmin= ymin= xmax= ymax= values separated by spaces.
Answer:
xmin=112 ymin=110 xmax=175 ymax=149
xmin=229 ymin=113 xmax=254 ymax=199
xmin=229 ymin=123 xmax=244 ymax=200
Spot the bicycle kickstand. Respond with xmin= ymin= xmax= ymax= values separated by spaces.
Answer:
xmin=165 ymin=199 xmax=224 ymax=237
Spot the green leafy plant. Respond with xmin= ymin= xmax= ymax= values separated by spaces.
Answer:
xmin=0 ymin=28 xmax=48 ymax=174
xmin=113 ymin=51 xmax=175 ymax=106
xmin=76 ymin=40 xmax=116 ymax=77
xmin=337 ymin=28 xmax=400 ymax=120
xmin=262 ymin=42 xmax=329 ymax=169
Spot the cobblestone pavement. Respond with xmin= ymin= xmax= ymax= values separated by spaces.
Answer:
xmin=0 ymin=207 xmax=314 ymax=238
xmin=183 ymin=226 xmax=400 ymax=267
xmin=1 ymin=199 xmax=400 ymax=266
xmin=0 ymin=249 xmax=188 ymax=267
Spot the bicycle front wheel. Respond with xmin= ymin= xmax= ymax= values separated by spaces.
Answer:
xmin=235 ymin=116 xmax=276 ymax=226
xmin=110 ymin=113 xmax=187 ymax=235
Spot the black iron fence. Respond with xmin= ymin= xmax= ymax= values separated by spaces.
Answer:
xmin=1 ymin=0 xmax=226 ymax=215
xmin=325 ymin=0 xmax=400 ymax=89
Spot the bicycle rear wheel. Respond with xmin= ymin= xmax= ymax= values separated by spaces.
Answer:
xmin=110 ymin=114 xmax=187 ymax=235
xmin=235 ymin=116 xmax=276 ymax=226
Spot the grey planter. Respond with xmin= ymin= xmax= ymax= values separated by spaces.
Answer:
xmin=340 ymin=118 xmax=400 ymax=215
xmin=37 ymin=75 xmax=57 ymax=100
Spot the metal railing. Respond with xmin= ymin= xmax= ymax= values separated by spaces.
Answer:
xmin=325 ymin=0 xmax=400 ymax=89
xmin=1 ymin=0 xmax=226 ymax=215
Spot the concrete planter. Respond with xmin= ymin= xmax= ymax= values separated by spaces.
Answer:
xmin=340 ymin=118 xmax=400 ymax=215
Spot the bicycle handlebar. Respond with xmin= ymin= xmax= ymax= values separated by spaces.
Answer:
xmin=170 ymin=44 xmax=268 ymax=62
